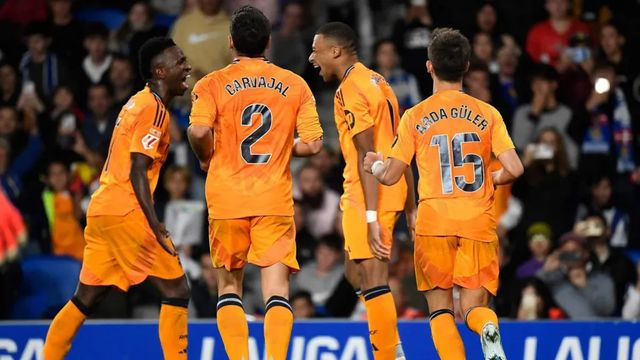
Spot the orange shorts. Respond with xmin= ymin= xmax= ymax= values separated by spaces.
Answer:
xmin=342 ymin=207 xmax=399 ymax=260
xmin=209 ymin=216 xmax=298 ymax=271
xmin=414 ymin=235 xmax=499 ymax=295
xmin=80 ymin=210 xmax=184 ymax=292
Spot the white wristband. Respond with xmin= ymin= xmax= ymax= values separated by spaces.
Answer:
xmin=371 ymin=160 xmax=384 ymax=176
xmin=366 ymin=210 xmax=377 ymax=223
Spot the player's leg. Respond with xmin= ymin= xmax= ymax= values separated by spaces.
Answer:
xmin=261 ymin=262 xmax=294 ymax=360
xmin=43 ymin=283 xmax=111 ymax=360
xmin=248 ymin=215 xmax=298 ymax=360
xmin=148 ymin=275 xmax=190 ymax=360
xmin=210 ymin=218 xmax=251 ymax=360
xmin=424 ymin=288 xmax=465 ymax=360
xmin=414 ymin=235 xmax=465 ymax=359
xmin=344 ymin=257 xmax=362 ymax=298
xmin=456 ymin=238 xmax=505 ymax=360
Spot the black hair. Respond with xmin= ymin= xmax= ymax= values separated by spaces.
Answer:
xmin=427 ymin=28 xmax=471 ymax=82
xmin=317 ymin=234 xmax=342 ymax=253
xmin=138 ymin=37 xmax=176 ymax=80
xmin=84 ymin=22 xmax=109 ymax=40
xmin=291 ymin=290 xmax=313 ymax=304
xmin=316 ymin=22 xmax=358 ymax=54
xmin=88 ymin=82 xmax=114 ymax=98
xmin=372 ymin=38 xmax=395 ymax=67
xmin=467 ymin=58 xmax=490 ymax=74
xmin=230 ymin=6 xmax=271 ymax=57
xmin=24 ymin=21 xmax=51 ymax=38
xmin=531 ymin=64 xmax=558 ymax=82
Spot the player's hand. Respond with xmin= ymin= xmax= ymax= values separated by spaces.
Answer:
xmin=405 ymin=209 xmax=417 ymax=242
xmin=367 ymin=221 xmax=390 ymax=260
xmin=363 ymin=151 xmax=383 ymax=174
xmin=153 ymin=222 xmax=177 ymax=256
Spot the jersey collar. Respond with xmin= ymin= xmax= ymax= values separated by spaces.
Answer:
xmin=232 ymin=57 xmax=270 ymax=64
xmin=341 ymin=62 xmax=357 ymax=83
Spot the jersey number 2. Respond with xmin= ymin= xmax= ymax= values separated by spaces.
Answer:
xmin=240 ymin=103 xmax=272 ymax=164
xmin=430 ymin=132 xmax=484 ymax=194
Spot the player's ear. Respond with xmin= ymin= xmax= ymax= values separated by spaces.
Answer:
xmin=228 ymin=35 xmax=234 ymax=51
xmin=331 ymin=45 xmax=341 ymax=59
xmin=425 ymin=60 xmax=432 ymax=74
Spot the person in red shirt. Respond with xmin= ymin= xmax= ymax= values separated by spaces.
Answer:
xmin=526 ymin=0 xmax=591 ymax=67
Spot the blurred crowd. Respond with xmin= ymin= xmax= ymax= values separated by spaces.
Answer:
xmin=1 ymin=0 xmax=640 ymax=322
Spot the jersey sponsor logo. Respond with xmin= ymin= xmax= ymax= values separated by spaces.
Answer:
xmin=344 ymin=110 xmax=355 ymax=130
xmin=141 ymin=133 xmax=160 ymax=150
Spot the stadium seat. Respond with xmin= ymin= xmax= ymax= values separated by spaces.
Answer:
xmin=74 ymin=8 xmax=126 ymax=30
xmin=11 ymin=255 xmax=81 ymax=319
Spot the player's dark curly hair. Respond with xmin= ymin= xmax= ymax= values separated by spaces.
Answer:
xmin=138 ymin=37 xmax=176 ymax=80
xmin=427 ymin=28 xmax=471 ymax=82
xmin=230 ymin=6 xmax=271 ymax=57
xmin=316 ymin=22 xmax=357 ymax=55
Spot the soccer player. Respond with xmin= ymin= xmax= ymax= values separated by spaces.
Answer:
xmin=308 ymin=22 xmax=415 ymax=360
xmin=187 ymin=6 xmax=323 ymax=360
xmin=364 ymin=28 xmax=524 ymax=360
xmin=42 ymin=37 xmax=192 ymax=360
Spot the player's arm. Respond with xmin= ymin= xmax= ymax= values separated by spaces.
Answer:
xmin=363 ymin=154 xmax=408 ymax=185
xmin=493 ymin=149 xmax=524 ymax=185
xmin=188 ymin=77 xmax=217 ymax=171
xmin=491 ymin=107 xmax=524 ymax=185
xmin=130 ymin=152 xmax=176 ymax=256
xmin=403 ymin=166 xmax=417 ymax=240
xmin=293 ymin=81 xmax=324 ymax=157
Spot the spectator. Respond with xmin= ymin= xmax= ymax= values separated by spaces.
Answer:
xmin=271 ymin=1 xmax=307 ymax=75
xmin=0 ymin=111 xmax=43 ymax=203
xmin=295 ymin=163 xmax=340 ymax=239
xmin=525 ymin=0 xmax=590 ymax=67
xmin=464 ymin=60 xmax=491 ymax=103
xmin=576 ymin=215 xmax=637 ymax=314
xmin=0 ymin=0 xmax=48 ymax=27
xmin=291 ymin=234 xmax=344 ymax=306
xmin=191 ymin=251 xmax=218 ymax=318
xmin=48 ymin=0 xmax=84 ymax=67
xmin=79 ymin=23 xmax=112 ymax=105
xmin=0 ymin=107 xmax=25 ymax=155
xmin=490 ymin=45 xmax=522 ymax=128
xmin=575 ymin=175 xmax=630 ymax=248
xmin=41 ymin=160 xmax=85 ymax=260
xmin=47 ymin=85 xmax=83 ymax=154
xmin=391 ymin=0 xmax=433 ymax=96
xmin=0 ymin=63 xmax=20 ymax=107
xmin=19 ymin=21 xmax=71 ymax=102
xmin=294 ymin=200 xmax=316 ymax=266
xmin=472 ymin=32 xmax=496 ymax=73
xmin=82 ymin=83 xmax=116 ymax=155
xmin=110 ymin=1 xmax=167 ymax=72
xmin=109 ymin=54 xmax=136 ymax=109
xmin=622 ymin=261 xmax=640 ymax=320
xmin=372 ymin=39 xmax=421 ymax=113
xmin=291 ymin=291 xmax=316 ymax=319
xmin=473 ymin=2 xmax=517 ymax=50
xmin=516 ymin=222 xmax=553 ymax=280
xmin=536 ymin=232 xmax=615 ymax=319
xmin=225 ymin=0 xmax=279 ymax=26
xmin=511 ymin=65 xmax=578 ymax=168
xmin=578 ymin=62 xmax=635 ymax=179
xmin=0 ymin=187 xmax=26 ymax=319
xmin=514 ymin=277 xmax=558 ymax=320
xmin=171 ymin=0 xmax=232 ymax=82
xmin=512 ymin=127 xmax=578 ymax=250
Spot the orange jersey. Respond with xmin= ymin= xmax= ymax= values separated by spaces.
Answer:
xmin=391 ymin=90 xmax=515 ymax=241
xmin=334 ymin=62 xmax=406 ymax=211
xmin=87 ymin=86 xmax=171 ymax=217
xmin=190 ymin=58 xmax=323 ymax=219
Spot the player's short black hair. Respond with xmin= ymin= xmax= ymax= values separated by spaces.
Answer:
xmin=427 ymin=28 xmax=471 ymax=82
xmin=138 ymin=37 xmax=176 ymax=80
xmin=230 ymin=6 xmax=271 ymax=57
xmin=316 ymin=22 xmax=357 ymax=54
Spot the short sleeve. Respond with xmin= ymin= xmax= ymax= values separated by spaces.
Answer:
xmin=342 ymin=83 xmax=375 ymax=137
xmin=491 ymin=107 xmax=515 ymax=157
xmin=390 ymin=109 xmax=416 ymax=165
xmin=129 ymin=101 xmax=167 ymax=159
xmin=189 ymin=77 xmax=217 ymax=128
xmin=296 ymin=84 xmax=323 ymax=143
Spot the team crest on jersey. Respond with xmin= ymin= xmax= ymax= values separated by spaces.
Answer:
xmin=141 ymin=133 xmax=159 ymax=150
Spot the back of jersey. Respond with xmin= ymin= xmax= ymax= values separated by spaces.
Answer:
xmin=190 ymin=58 xmax=322 ymax=219
xmin=392 ymin=90 xmax=514 ymax=241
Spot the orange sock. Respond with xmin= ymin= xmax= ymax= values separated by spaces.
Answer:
xmin=159 ymin=299 xmax=189 ymax=360
xmin=465 ymin=306 xmax=499 ymax=335
xmin=357 ymin=287 xmax=403 ymax=350
xmin=264 ymin=296 xmax=294 ymax=360
xmin=43 ymin=298 xmax=88 ymax=360
xmin=429 ymin=309 xmax=465 ymax=360
xmin=363 ymin=286 xmax=399 ymax=360
xmin=216 ymin=294 xmax=249 ymax=360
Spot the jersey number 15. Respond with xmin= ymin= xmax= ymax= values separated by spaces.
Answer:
xmin=430 ymin=132 xmax=484 ymax=194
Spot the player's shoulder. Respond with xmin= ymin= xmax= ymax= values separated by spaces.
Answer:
xmin=125 ymin=87 xmax=161 ymax=114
